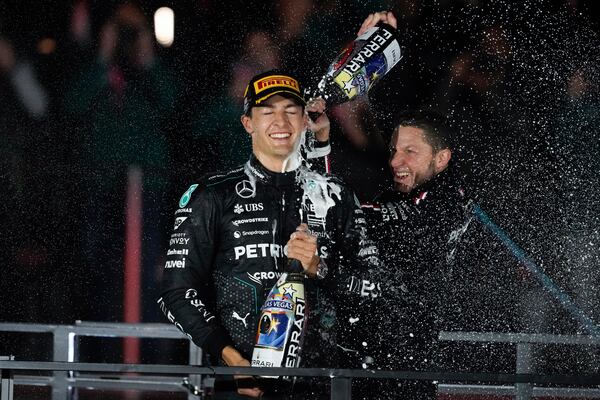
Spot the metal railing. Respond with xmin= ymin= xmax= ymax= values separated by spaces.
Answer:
xmin=3 ymin=360 xmax=600 ymax=400
xmin=438 ymin=331 xmax=600 ymax=400
xmin=0 ymin=322 xmax=202 ymax=400
xmin=2 ymin=323 xmax=600 ymax=399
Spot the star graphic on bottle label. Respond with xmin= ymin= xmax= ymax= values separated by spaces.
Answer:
xmin=343 ymin=78 xmax=355 ymax=93
xmin=282 ymin=285 xmax=298 ymax=297
xmin=267 ymin=315 xmax=281 ymax=334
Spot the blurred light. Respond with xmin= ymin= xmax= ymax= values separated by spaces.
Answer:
xmin=154 ymin=7 xmax=174 ymax=47
xmin=38 ymin=38 xmax=57 ymax=55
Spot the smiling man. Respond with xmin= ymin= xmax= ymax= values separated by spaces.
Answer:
xmin=158 ymin=70 xmax=380 ymax=399
xmin=389 ymin=124 xmax=452 ymax=194
xmin=346 ymin=110 xmax=474 ymax=400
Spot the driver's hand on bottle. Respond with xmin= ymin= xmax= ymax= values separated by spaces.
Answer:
xmin=306 ymin=98 xmax=330 ymax=142
xmin=287 ymin=224 xmax=320 ymax=277
xmin=221 ymin=346 xmax=263 ymax=398
xmin=358 ymin=11 xmax=397 ymax=36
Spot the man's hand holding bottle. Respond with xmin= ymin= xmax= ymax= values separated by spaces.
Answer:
xmin=287 ymin=223 xmax=321 ymax=278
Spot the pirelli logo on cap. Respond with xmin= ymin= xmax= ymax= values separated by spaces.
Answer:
xmin=254 ymin=75 xmax=300 ymax=95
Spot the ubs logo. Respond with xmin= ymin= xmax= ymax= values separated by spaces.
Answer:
xmin=236 ymin=180 xmax=255 ymax=199
xmin=234 ymin=203 xmax=264 ymax=214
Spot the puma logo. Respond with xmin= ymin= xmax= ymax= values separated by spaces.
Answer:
xmin=232 ymin=311 xmax=250 ymax=328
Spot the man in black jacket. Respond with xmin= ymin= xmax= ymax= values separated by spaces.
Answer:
xmin=348 ymin=110 xmax=474 ymax=399
xmin=158 ymin=70 xmax=380 ymax=399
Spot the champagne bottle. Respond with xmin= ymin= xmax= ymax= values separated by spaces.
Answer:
xmin=308 ymin=22 xmax=403 ymax=106
xmin=251 ymin=258 xmax=307 ymax=379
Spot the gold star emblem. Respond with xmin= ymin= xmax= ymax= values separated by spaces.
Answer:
xmin=267 ymin=315 xmax=281 ymax=334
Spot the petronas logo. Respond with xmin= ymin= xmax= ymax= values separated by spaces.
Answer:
xmin=179 ymin=184 xmax=199 ymax=208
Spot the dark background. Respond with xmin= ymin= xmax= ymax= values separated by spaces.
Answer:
xmin=0 ymin=0 xmax=599 ymax=375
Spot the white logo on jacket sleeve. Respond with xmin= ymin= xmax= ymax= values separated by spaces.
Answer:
xmin=234 ymin=243 xmax=286 ymax=259
xmin=165 ymin=258 xmax=186 ymax=269
xmin=179 ymin=184 xmax=199 ymax=208
xmin=174 ymin=217 xmax=188 ymax=230
xmin=236 ymin=180 xmax=256 ymax=198
xmin=234 ymin=203 xmax=264 ymax=214
xmin=169 ymin=236 xmax=190 ymax=245
xmin=167 ymin=248 xmax=189 ymax=256
xmin=232 ymin=311 xmax=250 ymax=328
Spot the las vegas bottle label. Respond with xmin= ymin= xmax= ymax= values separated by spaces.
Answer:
xmin=251 ymin=272 xmax=306 ymax=378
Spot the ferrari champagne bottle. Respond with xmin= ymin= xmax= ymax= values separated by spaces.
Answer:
xmin=308 ymin=22 xmax=403 ymax=105
xmin=251 ymin=260 xmax=306 ymax=379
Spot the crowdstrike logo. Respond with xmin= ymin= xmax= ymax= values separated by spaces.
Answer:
xmin=236 ymin=180 xmax=255 ymax=199
xmin=232 ymin=217 xmax=269 ymax=227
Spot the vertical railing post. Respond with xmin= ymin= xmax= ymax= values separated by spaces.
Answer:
xmin=0 ymin=356 xmax=14 ymax=400
xmin=515 ymin=342 xmax=533 ymax=400
xmin=331 ymin=376 xmax=352 ymax=400
xmin=188 ymin=341 xmax=203 ymax=399
xmin=52 ymin=326 xmax=71 ymax=400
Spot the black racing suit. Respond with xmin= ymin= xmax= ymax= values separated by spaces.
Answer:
xmin=350 ymin=162 xmax=474 ymax=400
xmin=158 ymin=153 xmax=381 ymax=398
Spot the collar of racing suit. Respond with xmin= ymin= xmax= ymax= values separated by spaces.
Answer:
xmin=248 ymin=153 xmax=297 ymax=187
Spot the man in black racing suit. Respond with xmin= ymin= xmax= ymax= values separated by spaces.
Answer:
xmin=158 ymin=70 xmax=381 ymax=399
xmin=338 ymin=109 xmax=474 ymax=400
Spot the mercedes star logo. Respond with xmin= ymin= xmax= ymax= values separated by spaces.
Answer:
xmin=236 ymin=180 xmax=255 ymax=199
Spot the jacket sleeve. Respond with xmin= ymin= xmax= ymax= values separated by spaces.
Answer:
xmin=338 ymin=191 xmax=384 ymax=298
xmin=330 ymin=188 xmax=385 ymax=366
xmin=158 ymin=184 xmax=234 ymax=359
